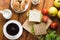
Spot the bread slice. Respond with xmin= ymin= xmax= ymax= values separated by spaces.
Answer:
xmin=45 ymin=19 xmax=52 ymax=30
xmin=23 ymin=19 xmax=34 ymax=33
xmin=33 ymin=23 xmax=47 ymax=35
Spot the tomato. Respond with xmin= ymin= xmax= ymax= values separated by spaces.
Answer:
xmin=42 ymin=15 xmax=49 ymax=23
xmin=42 ymin=8 xmax=48 ymax=15
xmin=51 ymin=22 xmax=58 ymax=29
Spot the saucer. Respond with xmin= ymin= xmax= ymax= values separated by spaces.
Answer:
xmin=3 ymin=20 xmax=23 ymax=40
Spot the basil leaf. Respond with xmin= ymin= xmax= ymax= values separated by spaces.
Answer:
xmin=31 ymin=25 xmax=35 ymax=35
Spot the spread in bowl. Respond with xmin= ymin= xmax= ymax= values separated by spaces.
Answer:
xmin=31 ymin=0 xmax=40 ymax=5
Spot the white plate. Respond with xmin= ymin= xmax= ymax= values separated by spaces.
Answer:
xmin=10 ymin=0 xmax=29 ymax=13
xmin=3 ymin=20 xmax=23 ymax=40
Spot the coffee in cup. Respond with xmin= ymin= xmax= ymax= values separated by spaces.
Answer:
xmin=3 ymin=20 xmax=23 ymax=40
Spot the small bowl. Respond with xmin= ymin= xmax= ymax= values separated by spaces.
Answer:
xmin=3 ymin=9 xmax=12 ymax=19
xmin=31 ymin=0 xmax=40 ymax=5
xmin=0 ymin=9 xmax=12 ymax=19
xmin=10 ymin=0 xmax=29 ymax=13
xmin=3 ymin=20 xmax=23 ymax=40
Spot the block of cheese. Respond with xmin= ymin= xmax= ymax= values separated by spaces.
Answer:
xmin=29 ymin=9 xmax=43 ymax=22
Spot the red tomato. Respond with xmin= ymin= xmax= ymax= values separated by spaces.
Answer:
xmin=42 ymin=15 xmax=49 ymax=23
xmin=42 ymin=9 xmax=48 ymax=15
xmin=51 ymin=22 xmax=58 ymax=29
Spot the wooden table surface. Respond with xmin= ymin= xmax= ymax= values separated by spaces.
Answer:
xmin=0 ymin=0 xmax=60 ymax=40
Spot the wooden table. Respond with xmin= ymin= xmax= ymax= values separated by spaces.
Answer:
xmin=0 ymin=0 xmax=60 ymax=40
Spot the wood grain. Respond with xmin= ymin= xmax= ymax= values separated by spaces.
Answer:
xmin=0 ymin=0 xmax=10 ymax=40
xmin=0 ymin=14 xmax=6 ymax=40
xmin=44 ymin=0 xmax=54 ymax=9
xmin=10 ymin=11 xmax=19 ymax=20
xmin=0 ymin=0 xmax=10 ymax=10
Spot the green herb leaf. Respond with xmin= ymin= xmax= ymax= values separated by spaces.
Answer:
xmin=56 ymin=36 xmax=60 ymax=40
xmin=31 ymin=25 xmax=35 ymax=35
xmin=45 ymin=34 xmax=51 ymax=40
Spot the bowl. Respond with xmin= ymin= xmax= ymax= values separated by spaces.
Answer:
xmin=31 ymin=0 xmax=40 ymax=5
xmin=3 ymin=20 xmax=23 ymax=40
xmin=10 ymin=0 xmax=29 ymax=13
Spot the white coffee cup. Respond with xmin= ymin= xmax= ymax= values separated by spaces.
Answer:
xmin=3 ymin=20 xmax=23 ymax=40
xmin=0 ymin=9 xmax=12 ymax=19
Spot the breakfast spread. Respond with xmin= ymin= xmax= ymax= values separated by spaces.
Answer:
xmin=1 ymin=0 xmax=60 ymax=40
xmin=23 ymin=9 xmax=52 ymax=35
xmin=22 ymin=0 xmax=60 ymax=38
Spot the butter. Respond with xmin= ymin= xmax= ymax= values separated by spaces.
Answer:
xmin=29 ymin=9 xmax=43 ymax=22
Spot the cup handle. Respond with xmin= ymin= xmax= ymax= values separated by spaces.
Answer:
xmin=0 ymin=10 xmax=3 ymax=14
xmin=10 ymin=39 xmax=16 ymax=40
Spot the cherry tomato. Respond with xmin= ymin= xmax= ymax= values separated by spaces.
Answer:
xmin=51 ymin=22 xmax=58 ymax=29
xmin=42 ymin=8 xmax=48 ymax=15
xmin=42 ymin=15 xmax=49 ymax=23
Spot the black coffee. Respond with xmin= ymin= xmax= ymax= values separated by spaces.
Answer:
xmin=6 ymin=23 xmax=19 ymax=36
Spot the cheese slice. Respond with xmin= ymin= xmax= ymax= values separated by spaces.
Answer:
xmin=29 ymin=9 xmax=42 ymax=22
